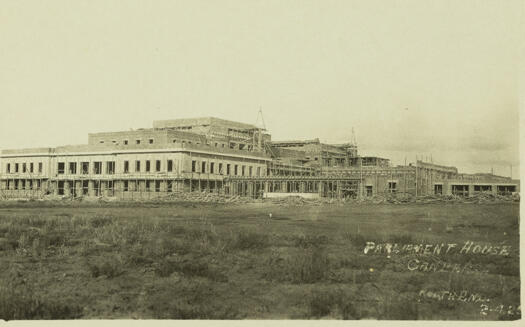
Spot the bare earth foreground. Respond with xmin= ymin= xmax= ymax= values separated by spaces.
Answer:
xmin=0 ymin=201 xmax=520 ymax=320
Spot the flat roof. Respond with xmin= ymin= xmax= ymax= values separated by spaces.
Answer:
xmin=152 ymin=117 xmax=260 ymax=130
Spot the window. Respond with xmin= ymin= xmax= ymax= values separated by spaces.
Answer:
xmin=155 ymin=160 xmax=161 ymax=172
xmin=192 ymin=160 xmax=197 ymax=172
xmin=124 ymin=161 xmax=129 ymax=173
xmin=38 ymin=162 xmax=43 ymax=173
xmin=135 ymin=160 xmax=141 ymax=172
xmin=249 ymin=166 xmax=253 ymax=176
xmin=69 ymin=162 xmax=77 ymax=174
xmin=257 ymin=167 xmax=261 ymax=176
xmin=123 ymin=181 xmax=129 ymax=192
xmin=452 ymin=185 xmax=469 ymax=197
xmin=136 ymin=140 xmax=141 ymax=144
xmin=99 ymin=141 xmax=104 ymax=144
xmin=474 ymin=185 xmax=491 ymax=193
xmin=497 ymin=185 xmax=516 ymax=195
xmin=22 ymin=163 xmax=26 ymax=173
xmin=146 ymin=180 xmax=152 ymax=192
xmin=30 ymin=163 xmax=34 ymax=173
xmin=94 ymin=181 xmax=101 ymax=196
xmin=366 ymin=186 xmax=373 ymax=197
xmin=57 ymin=162 xmax=65 ymax=174
xmin=15 ymin=163 xmax=19 ymax=173
xmin=242 ymin=165 xmax=246 ymax=176
xmin=106 ymin=161 xmax=115 ymax=175
xmin=149 ymin=139 xmax=154 ymax=144
xmin=81 ymin=162 xmax=89 ymax=174
xmin=93 ymin=162 xmax=102 ymax=174
xmin=167 ymin=181 xmax=173 ymax=193
xmin=58 ymin=181 xmax=64 ymax=195
xmin=124 ymin=140 xmax=128 ymax=145
xmin=6 ymin=163 xmax=10 ymax=173
xmin=36 ymin=180 xmax=41 ymax=190
xmin=201 ymin=161 xmax=206 ymax=173
xmin=167 ymin=160 xmax=173 ymax=172
xmin=145 ymin=160 xmax=151 ymax=172
xmin=215 ymin=143 xmax=218 ymax=147
xmin=210 ymin=162 xmax=215 ymax=174
xmin=434 ymin=184 xmax=443 ymax=195
xmin=107 ymin=181 xmax=114 ymax=196
xmin=155 ymin=181 xmax=161 ymax=192
xmin=173 ymin=139 xmax=177 ymax=143
xmin=82 ymin=181 xmax=89 ymax=195
xmin=221 ymin=144 xmax=225 ymax=148
xmin=219 ymin=163 xmax=223 ymax=175
xmin=388 ymin=182 xmax=397 ymax=193
xmin=234 ymin=165 xmax=238 ymax=176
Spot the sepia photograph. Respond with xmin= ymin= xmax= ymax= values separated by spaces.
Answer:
xmin=0 ymin=0 xmax=522 ymax=322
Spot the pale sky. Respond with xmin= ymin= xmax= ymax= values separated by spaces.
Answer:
xmin=0 ymin=0 xmax=521 ymax=177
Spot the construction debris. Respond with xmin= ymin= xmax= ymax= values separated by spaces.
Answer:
xmin=0 ymin=191 xmax=518 ymax=206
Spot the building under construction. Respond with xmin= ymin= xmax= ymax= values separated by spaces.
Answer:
xmin=0 ymin=116 xmax=519 ymax=200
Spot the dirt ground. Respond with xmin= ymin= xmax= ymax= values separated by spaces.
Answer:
xmin=0 ymin=201 xmax=520 ymax=320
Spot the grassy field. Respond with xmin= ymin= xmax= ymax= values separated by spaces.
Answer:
xmin=0 ymin=201 xmax=520 ymax=320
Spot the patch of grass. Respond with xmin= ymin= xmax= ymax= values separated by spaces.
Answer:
xmin=89 ymin=215 xmax=114 ymax=228
xmin=264 ymin=247 xmax=330 ymax=284
xmin=145 ymin=279 xmax=240 ymax=319
xmin=390 ymin=233 xmax=416 ymax=245
xmin=307 ymin=288 xmax=359 ymax=319
xmin=343 ymin=232 xmax=368 ymax=249
xmin=292 ymin=234 xmax=329 ymax=248
xmin=87 ymin=255 xmax=125 ymax=278
xmin=0 ymin=202 xmax=519 ymax=319
xmin=227 ymin=230 xmax=269 ymax=251
xmin=0 ymin=282 xmax=83 ymax=320
xmin=154 ymin=259 xmax=227 ymax=282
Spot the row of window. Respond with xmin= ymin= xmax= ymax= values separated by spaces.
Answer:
xmin=100 ymin=138 xmax=156 ymax=145
xmin=55 ymin=160 xmax=263 ymax=176
xmin=5 ymin=162 xmax=43 ymax=174
xmin=97 ymin=138 xmax=249 ymax=150
xmin=6 ymin=179 xmax=42 ymax=190
xmin=56 ymin=160 xmax=173 ymax=175
xmin=191 ymin=160 xmax=262 ymax=177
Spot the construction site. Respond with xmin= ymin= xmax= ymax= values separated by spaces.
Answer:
xmin=0 ymin=115 xmax=520 ymax=201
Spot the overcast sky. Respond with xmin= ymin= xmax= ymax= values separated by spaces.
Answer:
xmin=0 ymin=0 xmax=521 ymax=177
